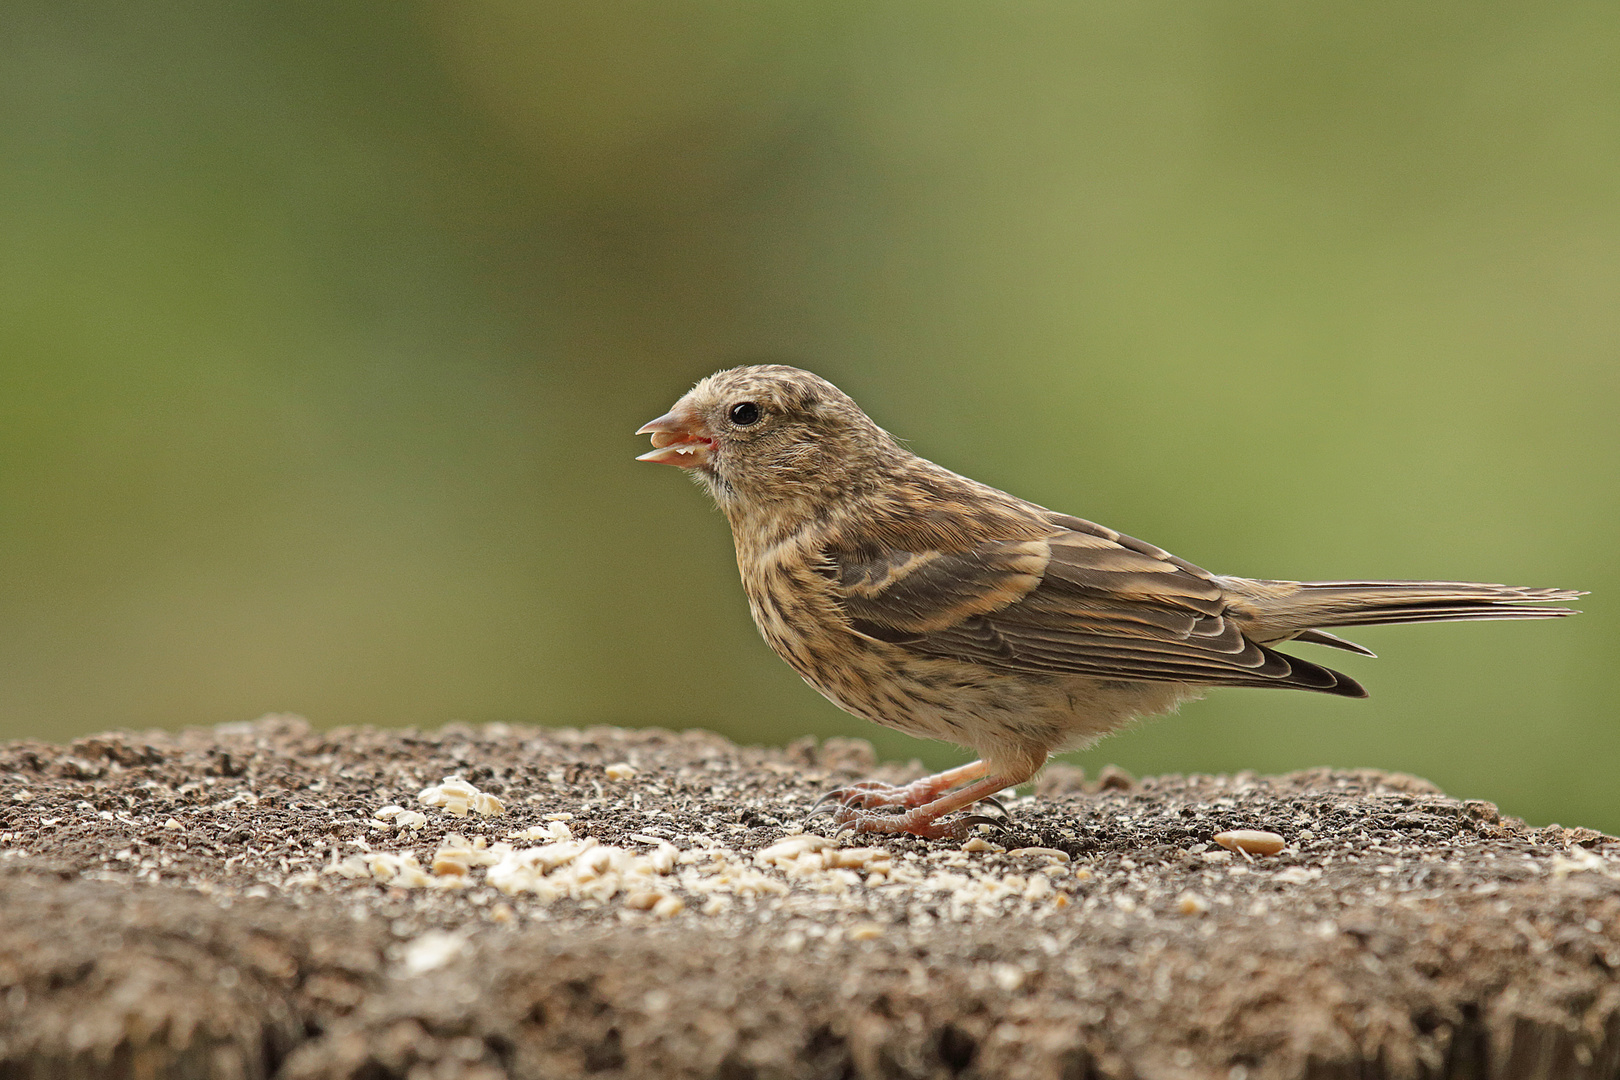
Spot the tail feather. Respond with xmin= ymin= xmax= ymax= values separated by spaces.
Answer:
xmin=1228 ymin=578 xmax=1584 ymax=639
xmin=1265 ymin=646 xmax=1368 ymax=698
xmin=1297 ymin=606 xmax=1578 ymax=627
xmin=1291 ymin=628 xmax=1378 ymax=657
xmin=1228 ymin=578 xmax=1580 ymax=697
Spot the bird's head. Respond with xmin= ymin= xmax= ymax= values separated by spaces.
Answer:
xmin=637 ymin=365 xmax=901 ymax=522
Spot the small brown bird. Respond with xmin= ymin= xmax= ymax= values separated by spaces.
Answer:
xmin=637 ymin=365 xmax=1581 ymax=839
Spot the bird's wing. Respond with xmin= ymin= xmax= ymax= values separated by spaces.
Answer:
xmin=830 ymin=514 xmax=1363 ymax=695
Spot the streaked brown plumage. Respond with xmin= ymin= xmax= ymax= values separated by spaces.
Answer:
xmin=637 ymin=365 xmax=1582 ymax=839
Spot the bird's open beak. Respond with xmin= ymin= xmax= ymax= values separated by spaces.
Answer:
xmin=635 ymin=410 xmax=714 ymax=468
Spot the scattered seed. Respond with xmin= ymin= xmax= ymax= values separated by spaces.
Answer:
xmin=401 ymin=931 xmax=466 ymax=974
xmin=1214 ymin=830 xmax=1286 ymax=857
xmin=1008 ymin=847 xmax=1071 ymax=862
xmin=623 ymin=890 xmax=664 ymax=911
xmin=418 ymin=775 xmax=503 ymax=817
xmin=1178 ymin=891 xmax=1211 ymax=916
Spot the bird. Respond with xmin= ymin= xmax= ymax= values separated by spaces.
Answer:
xmin=636 ymin=364 xmax=1582 ymax=840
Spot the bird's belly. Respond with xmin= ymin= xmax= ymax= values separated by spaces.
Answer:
xmin=790 ymin=639 xmax=1199 ymax=760
xmin=741 ymin=562 xmax=1200 ymax=758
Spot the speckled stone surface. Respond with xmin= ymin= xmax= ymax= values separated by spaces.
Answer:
xmin=2 ymin=717 xmax=1618 ymax=1079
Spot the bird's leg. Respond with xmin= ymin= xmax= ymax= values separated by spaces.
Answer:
xmin=832 ymin=768 xmax=1036 ymax=840
xmin=808 ymin=760 xmax=991 ymax=816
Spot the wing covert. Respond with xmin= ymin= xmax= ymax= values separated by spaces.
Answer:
xmin=830 ymin=518 xmax=1360 ymax=694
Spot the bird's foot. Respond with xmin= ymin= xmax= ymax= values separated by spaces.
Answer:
xmin=830 ymin=805 xmax=1003 ymax=841
xmin=807 ymin=784 xmax=1008 ymax=824
xmin=805 ymin=759 xmax=1030 ymax=839
xmin=806 ymin=760 xmax=995 ymax=818
xmin=807 ymin=779 xmax=927 ymax=816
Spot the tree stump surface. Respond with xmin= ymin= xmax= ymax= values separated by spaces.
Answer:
xmin=2 ymin=717 xmax=1617 ymax=1080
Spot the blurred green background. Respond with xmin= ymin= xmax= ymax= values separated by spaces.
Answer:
xmin=2 ymin=3 xmax=1615 ymax=828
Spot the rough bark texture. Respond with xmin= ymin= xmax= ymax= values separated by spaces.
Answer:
xmin=2 ymin=717 xmax=1618 ymax=1080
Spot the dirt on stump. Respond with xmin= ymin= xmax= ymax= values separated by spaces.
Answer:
xmin=2 ymin=716 xmax=1618 ymax=1080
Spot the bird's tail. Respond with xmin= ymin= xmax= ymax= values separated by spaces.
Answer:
xmin=1226 ymin=579 xmax=1583 ymax=654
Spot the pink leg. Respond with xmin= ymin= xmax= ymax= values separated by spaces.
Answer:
xmin=816 ymin=760 xmax=991 ymax=812
xmin=830 ymin=762 xmax=1042 ymax=840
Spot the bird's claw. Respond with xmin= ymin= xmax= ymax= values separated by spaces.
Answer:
xmin=952 ymin=814 xmax=1004 ymax=831
xmin=806 ymin=781 xmax=911 ymax=820
xmin=833 ymin=816 xmax=863 ymax=836
xmin=972 ymin=795 xmax=1009 ymax=819
xmin=805 ymin=790 xmax=844 ymax=818
xmin=807 ymin=775 xmax=1013 ymax=837
xmin=830 ymin=807 xmax=1008 ymax=841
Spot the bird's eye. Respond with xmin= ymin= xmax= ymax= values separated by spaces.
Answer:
xmin=728 ymin=401 xmax=762 ymax=426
